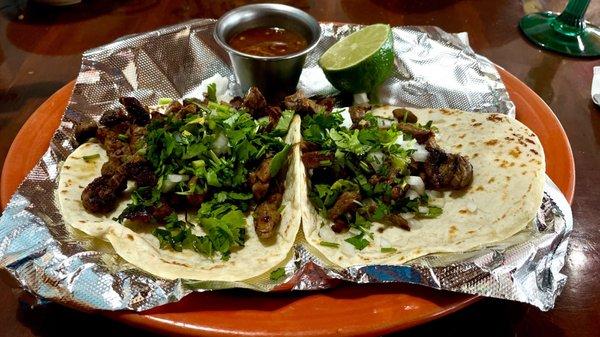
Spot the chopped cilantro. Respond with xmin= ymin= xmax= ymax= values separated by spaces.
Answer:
xmin=269 ymin=144 xmax=291 ymax=177
xmin=319 ymin=241 xmax=340 ymax=248
xmin=381 ymin=247 xmax=397 ymax=253
xmin=345 ymin=234 xmax=370 ymax=250
xmin=269 ymin=267 xmax=286 ymax=281
xmin=82 ymin=154 xmax=100 ymax=162
xmin=206 ymin=83 xmax=217 ymax=102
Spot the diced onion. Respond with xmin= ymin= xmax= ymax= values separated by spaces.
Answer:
xmin=341 ymin=241 xmax=356 ymax=256
xmin=418 ymin=206 xmax=429 ymax=213
xmin=406 ymin=189 xmax=420 ymax=200
xmin=400 ymin=212 xmax=415 ymax=219
xmin=167 ymin=174 xmax=189 ymax=183
xmin=212 ymin=132 xmax=229 ymax=154
xmin=426 ymin=190 xmax=443 ymax=198
xmin=338 ymin=107 xmax=353 ymax=129
xmin=376 ymin=117 xmax=395 ymax=128
xmin=411 ymin=143 xmax=429 ymax=162
xmin=318 ymin=225 xmax=336 ymax=242
xmin=353 ymin=92 xmax=369 ymax=105
xmin=407 ymin=176 xmax=425 ymax=194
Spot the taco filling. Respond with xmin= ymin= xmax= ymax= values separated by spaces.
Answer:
xmin=301 ymin=104 xmax=473 ymax=244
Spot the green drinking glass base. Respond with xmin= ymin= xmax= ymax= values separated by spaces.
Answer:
xmin=520 ymin=12 xmax=600 ymax=57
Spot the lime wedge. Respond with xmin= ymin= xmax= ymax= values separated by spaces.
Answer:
xmin=319 ymin=24 xmax=395 ymax=94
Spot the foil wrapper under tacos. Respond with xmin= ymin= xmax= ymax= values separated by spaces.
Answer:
xmin=0 ymin=19 xmax=571 ymax=311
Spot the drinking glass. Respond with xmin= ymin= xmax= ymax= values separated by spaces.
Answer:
xmin=519 ymin=0 xmax=600 ymax=57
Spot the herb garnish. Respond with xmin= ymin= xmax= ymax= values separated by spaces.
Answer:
xmin=119 ymin=89 xmax=290 ymax=259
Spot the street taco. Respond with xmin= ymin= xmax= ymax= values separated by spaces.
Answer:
xmin=299 ymin=104 xmax=545 ymax=267
xmin=58 ymin=86 xmax=302 ymax=281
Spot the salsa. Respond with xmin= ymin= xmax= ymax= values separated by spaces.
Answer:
xmin=228 ymin=27 xmax=308 ymax=57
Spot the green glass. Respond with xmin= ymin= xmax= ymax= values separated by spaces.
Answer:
xmin=519 ymin=0 xmax=600 ymax=57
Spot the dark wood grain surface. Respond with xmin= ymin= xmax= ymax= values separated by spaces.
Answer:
xmin=0 ymin=1 xmax=598 ymax=336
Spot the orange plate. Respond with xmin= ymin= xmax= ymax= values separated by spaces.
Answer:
xmin=0 ymin=67 xmax=575 ymax=336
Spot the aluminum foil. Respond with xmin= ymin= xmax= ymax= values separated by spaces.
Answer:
xmin=0 ymin=19 xmax=570 ymax=312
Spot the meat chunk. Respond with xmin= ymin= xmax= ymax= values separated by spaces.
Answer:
xmin=74 ymin=120 xmax=98 ymax=144
xmin=242 ymin=87 xmax=267 ymax=113
xmin=349 ymin=103 xmax=371 ymax=124
xmin=253 ymin=196 xmax=282 ymax=239
xmin=248 ymin=158 xmax=273 ymax=200
xmin=99 ymin=108 xmax=129 ymax=127
xmin=283 ymin=91 xmax=323 ymax=115
xmin=328 ymin=191 xmax=361 ymax=220
xmin=251 ymin=181 xmax=270 ymax=200
xmin=331 ymin=218 xmax=350 ymax=233
xmin=124 ymin=157 xmax=157 ymax=187
xmin=264 ymin=105 xmax=282 ymax=129
xmin=301 ymin=151 xmax=334 ymax=169
xmin=385 ymin=214 xmax=410 ymax=231
xmin=119 ymin=97 xmax=150 ymax=125
xmin=101 ymin=157 xmax=124 ymax=177
xmin=397 ymin=122 xmax=434 ymax=144
xmin=81 ymin=174 xmax=126 ymax=213
xmin=423 ymin=138 xmax=473 ymax=189
xmin=228 ymin=96 xmax=244 ymax=110
xmin=314 ymin=96 xmax=336 ymax=112
xmin=96 ymin=128 xmax=132 ymax=157
xmin=392 ymin=108 xmax=418 ymax=123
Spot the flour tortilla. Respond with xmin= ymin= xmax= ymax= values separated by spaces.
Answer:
xmin=301 ymin=107 xmax=546 ymax=268
xmin=58 ymin=116 xmax=302 ymax=281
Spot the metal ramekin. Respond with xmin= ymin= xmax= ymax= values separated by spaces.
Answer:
xmin=214 ymin=3 xmax=321 ymax=101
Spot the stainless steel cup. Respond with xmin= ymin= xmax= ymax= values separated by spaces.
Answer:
xmin=214 ymin=4 xmax=321 ymax=101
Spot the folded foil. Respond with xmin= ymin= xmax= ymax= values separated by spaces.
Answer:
xmin=0 ymin=19 xmax=570 ymax=312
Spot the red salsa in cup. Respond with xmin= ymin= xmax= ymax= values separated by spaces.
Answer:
xmin=228 ymin=27 xmax=308 ymax=57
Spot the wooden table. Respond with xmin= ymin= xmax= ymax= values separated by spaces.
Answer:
xmin=0 ymin=1 xmax=598 ymax=336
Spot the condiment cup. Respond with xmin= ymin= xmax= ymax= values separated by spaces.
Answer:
xmin=214 ymin=4 xmax=321 ymax=100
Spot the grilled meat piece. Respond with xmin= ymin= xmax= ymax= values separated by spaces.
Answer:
xmin=283 ymin=91 xmax=323 ymax=115
xmin=423 ymin=138 xmax=473 ymax=189
xmin=331 ymin=218 xmax=350 ymax=233
xmin=328 ymin=191 xmax=361 ymax=220
xmin=301 ymin=151 xmax=334 ymax=169
xmin=120 ymin=206 xmax=154 ymax=223
xmin=251 ymin=181 xmax=270 ymax=200
xmin=81 ymin=174 xmax=126 ymax=213
xmin=124 ymin=157 xmax=157 ymax=187
xmin=152 ymin=203 xmax=173 ymax=221
xmin=229 ymin=96 xmax=244 ymax=110
xmin=74 ymin=120 xmax=98 ymax=144
xmin=390 ymin=184 xmax=409 ymax=200
xmin=119 ymin=97 xmax=150 ymax=125
xmin=264 ymin=105 xmax=282 ymax=129
xmin=164 ymin=101 xmax=183 ymax=116
xmin=174 ymin=103 xmax=197 ymax=120
xmin=300 ymin=140 xmax=319 ymax=152
xmin=185 ymin=193 xmax=206 ymax=208
xmin=243 ymin=87 xmax=267 ymax=114
xmin=392 ymin=108 xmax=418 ymax=123
xmin=397 ymin=122 xmax=434 ymax=144
xmin=101 ymin=157 xmax=124 ymax=177
xmin=99 ymin=108 xmax=129 ymax=127
xmin=253 ymin=194 xmax=283 ymax=239
xmin=349 ymin=103 xmax=372 ymax=125
xmin=248 ymin=158 xmax=273 ymax=200
xmin=314 ymin=96 xmax=336 ymax=112
xmin=385 ymin=214 xmax=410 ymax=231
xmin=96 ymin=128 xmax=132 ymax=157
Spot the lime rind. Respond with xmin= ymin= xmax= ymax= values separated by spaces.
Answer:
xmin=319 ymin=24 xmax=392 ymax=71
